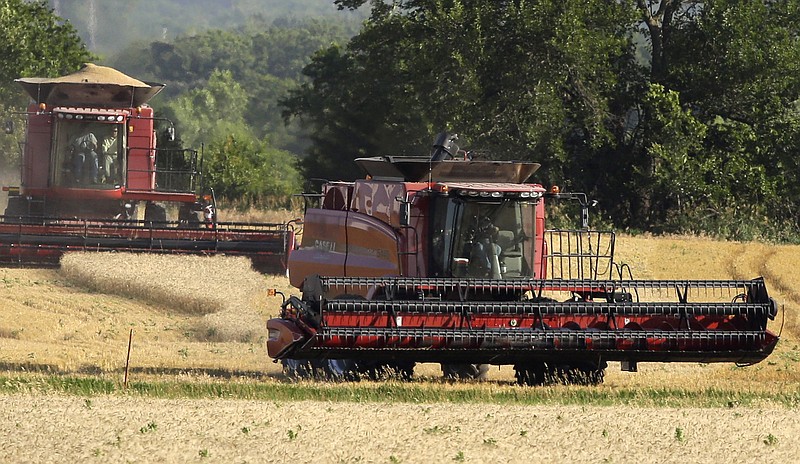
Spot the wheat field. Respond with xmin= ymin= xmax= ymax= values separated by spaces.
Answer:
xmin=1 ymin=235 xmax=799 ymax=462
xmin=2 ymin=395 xmax=799 ymax=463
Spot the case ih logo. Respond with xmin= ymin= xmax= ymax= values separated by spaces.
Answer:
xmin=315 ymin=239 xmax=336 ymax=252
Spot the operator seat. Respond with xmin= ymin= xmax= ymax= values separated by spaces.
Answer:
xmin=496 ymin=230 xmax=523 ymax=278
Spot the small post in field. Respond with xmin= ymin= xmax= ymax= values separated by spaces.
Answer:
xmin=124 ymin=329 xmax=133 ymax=388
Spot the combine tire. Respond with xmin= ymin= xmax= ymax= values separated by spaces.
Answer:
xmin=144 ymin=202 xmax=167 ymax=225
xmin=515 ymin=361 xmax=606 ymax=386
xmin=3 ymin=196 xmax=26 ymax=223
xmin=282 ymin=359 xmax=414 ymax=382
xmin=178 ymin=205 xmax=201 ymax=228
xmin=282 ymin=359 xmax=314 ymax=379
xmin=566 ymin=362 xmax=607 ymax=385
xmin=441 ymin=363 xmax=490 ymax=381
xmin=282 ymin=359 xmax=358 ymax=381
xmin=514 ymin=362 xmax=547 ymax=386
xmin=357 ymin=361 xmax=416 ymax=381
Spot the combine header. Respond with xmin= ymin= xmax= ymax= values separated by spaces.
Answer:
xmin=1 ymin=64 xmax=294 ymax=271
xmin=267 ymin=134 xmax=779 ymax=384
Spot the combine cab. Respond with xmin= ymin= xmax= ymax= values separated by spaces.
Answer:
xmin=1 ymin=64 xmax=294 ymax=272
xmin=266 ymin=134 xmax=779 ymax=384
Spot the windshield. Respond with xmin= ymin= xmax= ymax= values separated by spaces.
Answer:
xmin=430 ymin=197 xmax=536 ymax=279
xmin=52 ymin=119 xmax=125 ymax=188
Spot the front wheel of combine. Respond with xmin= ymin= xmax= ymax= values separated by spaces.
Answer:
xmin=281 ymin=358 xmax=359 ymax=381
xmin=3 ymin=196 xmax=27 ymax=223
xmin=514 ymin=362 xmax=547 ymax=386
xmin=441 ymin=363 xmax=490 ymax=381
xmin=565 ymin=361 xmax=607 ymax=386
xmin=515 ymin=361 xmax=606 ymax=386
xmin=282 ymin=359 xmax=314 ymax=379
xmin=177 ymin=204 xmax=201 ymax=228
xmin=357 ymin=361 xmax=416 ymax=381
xmin=144 ymin=202 xmax=167 ymax=225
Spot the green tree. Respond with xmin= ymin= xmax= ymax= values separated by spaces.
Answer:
xmin=0 ymin=0 xmax=93 ymax=104
xmin=633 ymin=0 xmax=702 ymax=84
xmin=107 ymin=18 xmax=358 ymax=155
xmin=49 ymin=0 xmax=366 ymax=57
xmin=160 ymin=69 xmax=251 ymax=148
xmin=203 ymin=133 xmax=301 ymax=204
xmin=159 ymin=69 xmax=300 ymax=202
xmin=0 ymin=0 xmax=93 ymax=166
xmin=285 ymin=1 xmax=639 ymax=190
xmin=630 ymin=0 xmax=800 ymax=237
xmin=633 ymin=84 xmax=707 ymax=228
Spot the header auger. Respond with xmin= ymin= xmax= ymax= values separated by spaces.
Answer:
xmin=266 ymin=133 xmax=779 ymax=385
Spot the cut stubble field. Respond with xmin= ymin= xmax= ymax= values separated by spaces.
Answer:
xmin=2 ymin=395 xmax=799 ymax=463
xmin=1 ymin=234 xmax=800 ymax=462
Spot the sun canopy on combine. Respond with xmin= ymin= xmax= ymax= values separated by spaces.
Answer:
xmin=15 ymin=63 xmax=165 ymax=108
xmin=355 ymin=156 xmax=541 ymax=183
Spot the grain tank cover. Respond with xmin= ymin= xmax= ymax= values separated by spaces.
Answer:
xmin=16 ymin=63 xmax=165 ymax=108
xmin=355 ymin=156 xmax=540 ymax=183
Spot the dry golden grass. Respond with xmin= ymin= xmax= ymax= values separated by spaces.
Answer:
xmin=1 ymin=395 xmax=799 ymax=463
xmin=0 ymin=233 xmax=797 ymax=391
xmin=59 ymin=253 xmax=255 ymax=316
xmin=0 ymin=253 xmax=292 ymax=374
xmin=1 ymin=235 xmax=800 ymax=463
xmin=215 ymin=204 xmax=302 ymax=224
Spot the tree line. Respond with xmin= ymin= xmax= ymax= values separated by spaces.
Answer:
xmin=3 ymin=0 xmax=800 ymax=241
xmin=45 ymin=0 xmax=366 ymax=58
xmin=286 ymin=0 xmax=800 ymax=241
xmin=105 ymin=18 xmax=359 ymax=206
xmin=0 ymin=2 xmax=358 ymax=208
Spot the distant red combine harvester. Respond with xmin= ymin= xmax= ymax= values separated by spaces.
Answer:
xmin=1 ymin=64 xmax=295 ymax=272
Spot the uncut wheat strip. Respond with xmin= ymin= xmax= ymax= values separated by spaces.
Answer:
xmin=216 ymin=205 xmax=300 ymax=224
xmin=60 ymin=252 xmax=282 ymax=344
xmin=59 ymin=252 xmax=266 ymax=316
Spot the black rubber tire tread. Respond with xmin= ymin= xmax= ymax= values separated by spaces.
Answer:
xmin=144 ymin=202 xmax=167 ymax=224
xmin=514 ymin=362 xmax=546 ymax=386
xmin=3 ymin=196 xmax=26 ymax=223
xmin=515 ymin=361 xmax=606 ymax=386
xmin=441 ymin=363 xmax=490 ymax=381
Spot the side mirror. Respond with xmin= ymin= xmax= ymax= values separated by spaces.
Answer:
xmin=4 ymin=120 xmax=13 ymax=134
xmin=396 ymin=196 xmax=411 ymax=226
xmin=399 ymin=202 xmax=410 ymax=226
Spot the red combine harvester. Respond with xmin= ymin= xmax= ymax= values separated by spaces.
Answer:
xmin=1 ymin=64 xmax=294 ymax=272
xmin=267 ymin=134 xmax=779 ymax=384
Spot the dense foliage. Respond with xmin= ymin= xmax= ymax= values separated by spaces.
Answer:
xmin=102 ymin=19 xmax=357 ymax=202
xmin=4 ymin=0 xmax=800 ymax=238
xmin=283 ymin=0 xmax=800 ymax=240
xmin=0 ymin=0 xmax=93 ymax=103
xmin=0 ymin=0 xmax=94 ymax=165
xmin=108 ymin=18 xmax=357 ymax=154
